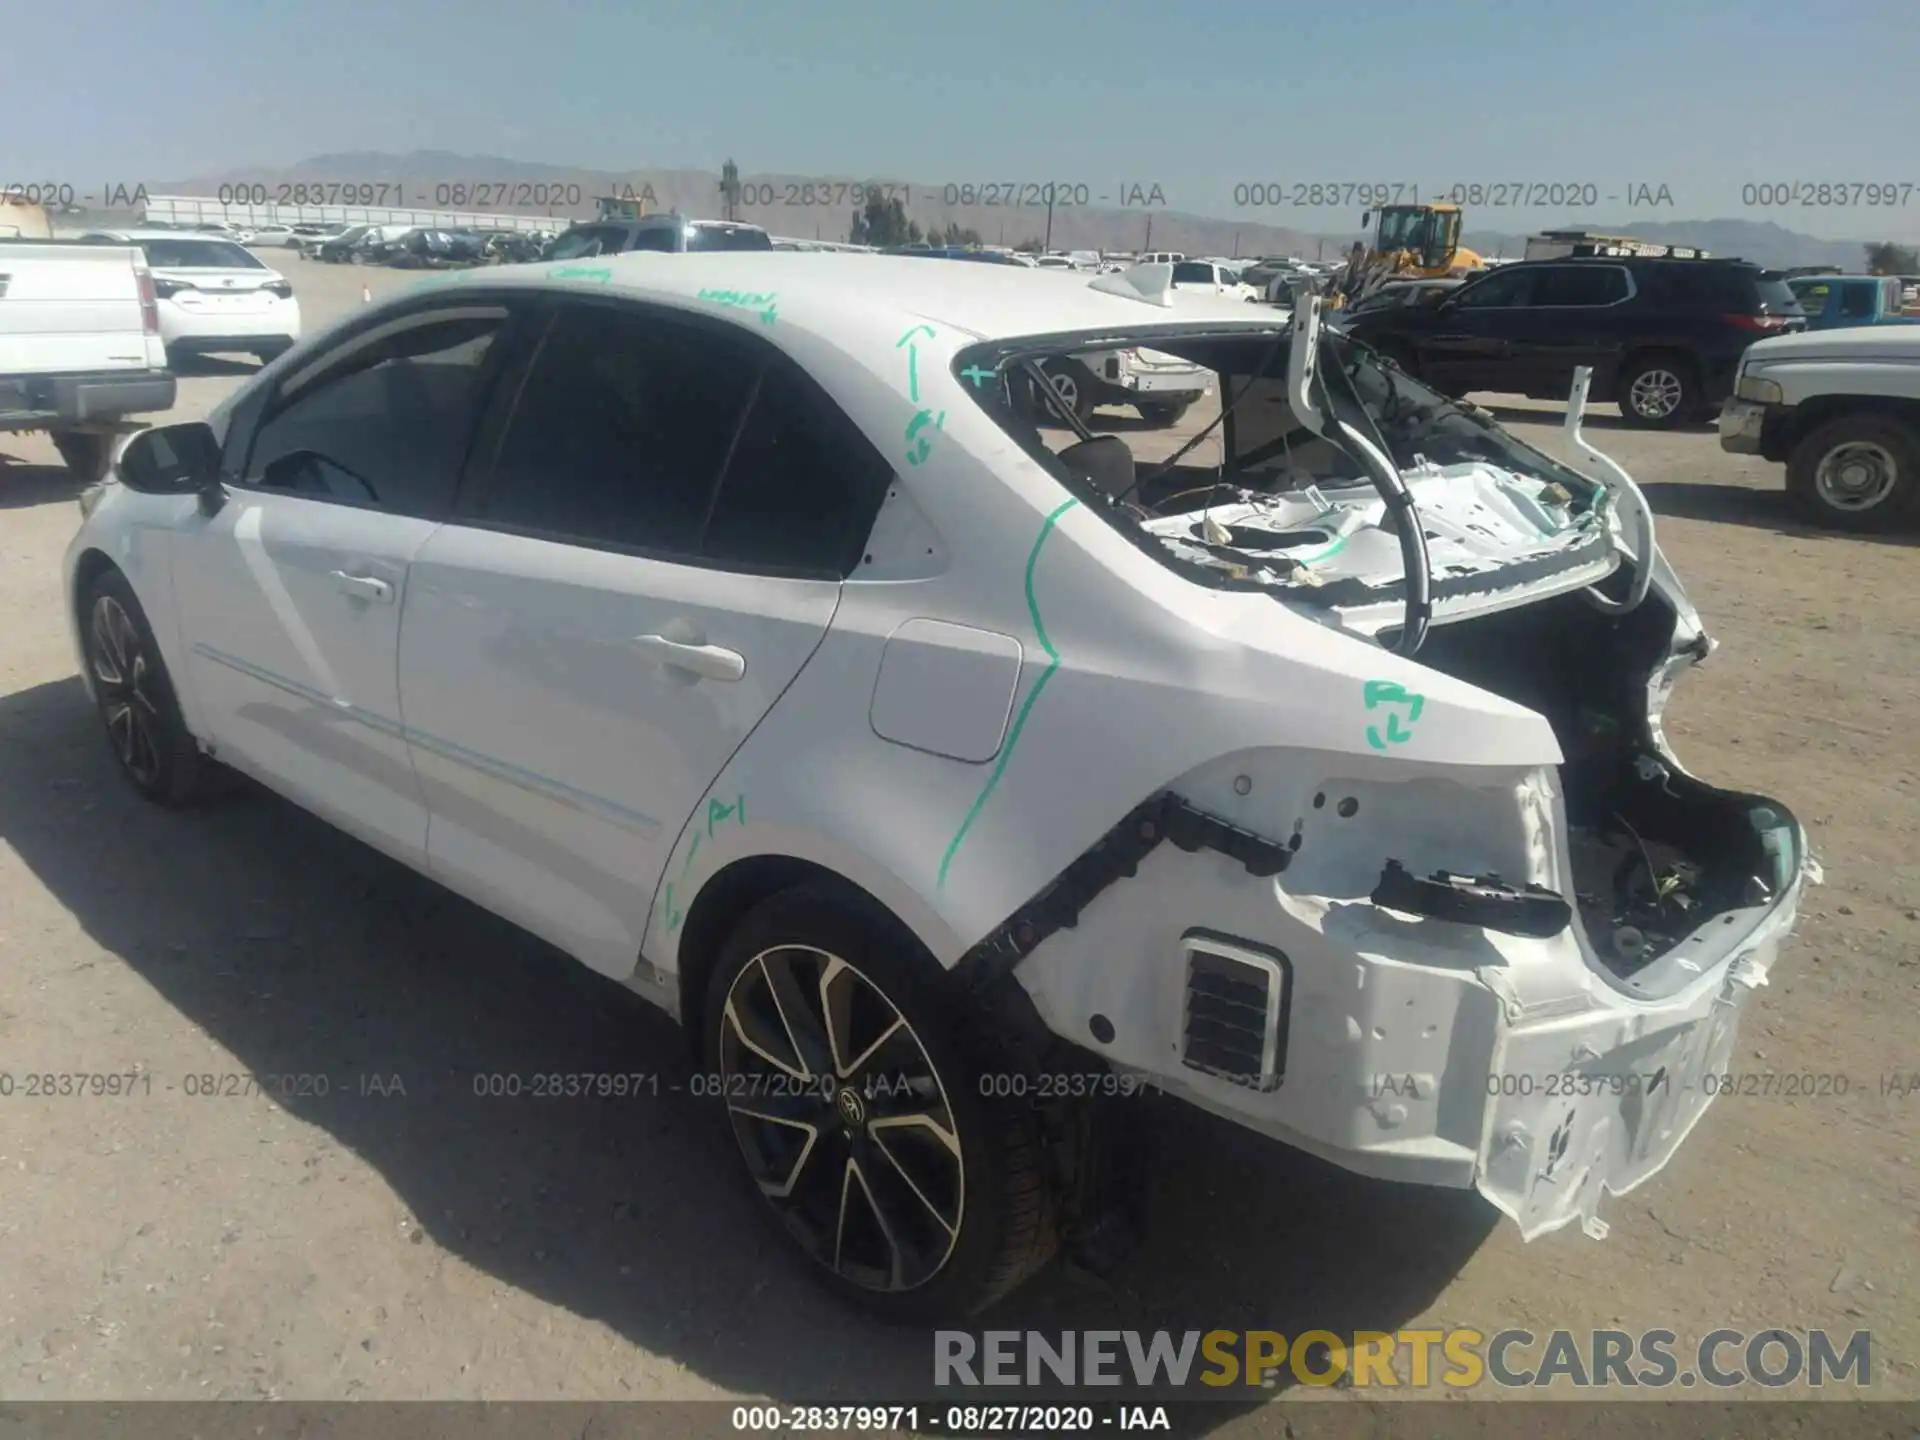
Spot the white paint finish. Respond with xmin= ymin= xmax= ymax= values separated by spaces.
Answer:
xmin=869 ymin=619 xmax=1022 ymax=763
xmin=0 ymin=242 xmax=166 ymax=374
xmin=62 ymin=253 xmax=1811 ymax=1253
xmin=396 ymin=524 xmax=838 ymax=978
xmin=169 ymin=491 xmax=437 ymax=862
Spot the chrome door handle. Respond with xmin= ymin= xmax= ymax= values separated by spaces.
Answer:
xmin=331 ymin=570 xmax=394 ymax=604
xmin=634 ymin=634 xmax=746 ymax=682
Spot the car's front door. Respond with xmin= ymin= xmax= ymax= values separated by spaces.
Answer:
xmin=170 ymin=301 xmax=520 ymax=863
xmin=1502 ymin=262 xmax=1634 ymax=396
xmin=397 ymin=297 xmax=894 ymax=976
xmin=1415 ymin=265 xmax=1535 ymax=394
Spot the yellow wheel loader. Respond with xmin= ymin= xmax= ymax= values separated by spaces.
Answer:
xmin=1329 ymin=203 xmax=1485 ymax=309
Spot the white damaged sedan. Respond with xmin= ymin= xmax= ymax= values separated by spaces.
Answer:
xmin=64 ymin=253 xmax=1813 ymax=1319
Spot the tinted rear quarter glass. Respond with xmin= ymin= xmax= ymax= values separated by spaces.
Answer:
xmin=702 ymin=363 xmax=894 ymax=575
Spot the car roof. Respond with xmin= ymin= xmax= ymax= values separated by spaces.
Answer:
xmin=89 ymin=229 xmax=253 ymax=243
xmin=430 ymin=251 xmax=1282 ymax=343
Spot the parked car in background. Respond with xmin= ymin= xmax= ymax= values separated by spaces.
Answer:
xmin=246 ymin=224 xmax=297 ymax=248
xmin=1784 ymin=275 xmax=1920 ymax=331
xmin=312 ymin=225 xmax=376 ymax=263
xmin=1344 ymin=255 xmax=1805 ymax=427
xmin=1719 ymin=324 xmax=1920 ymax=531
xmin=1169 ymin=260 xmax=1259 ymax=302
xmin=64 ymin=251 xmax=1810 ymax=1319
xmin=544 ymin=214 xmax=773 ymax=258
xmin=0 ymin=238 xmax=175 ymax=479
xmin=78 ymin=230 xmax=300 ymax=365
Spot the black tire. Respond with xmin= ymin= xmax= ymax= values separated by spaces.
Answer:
xmin=347 ymin=249 xmax=365 ymax=266
xmin=1037 ymin=360 xmax=1099 ymax=425
xmin=79 ymin=567 xmax=231 ymax=806
xmin=1785 ymin=413 xmax=1920 ymax=533
xmin=51 ymin=431 xmax=113 ymax=483
xmin=1616 ymin=353 xmax=1699 ymax=429
xmin=1138 ymin=401 xmax=1191 ymax=427
xmin=703 ymin=885 xmax=1056 ymax=1321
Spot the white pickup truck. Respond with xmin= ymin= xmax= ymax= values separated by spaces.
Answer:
xmin=0 ymin=240 xmax=176 ymax=480
xmin=1718 ymin=325 xmax=1920 ymax=531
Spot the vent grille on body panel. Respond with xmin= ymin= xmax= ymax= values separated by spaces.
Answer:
xmin=1180 ymin=934 xmax=1290 ymax=1091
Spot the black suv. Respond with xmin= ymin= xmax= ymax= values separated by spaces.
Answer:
xmin=1343 ymin=256 xmax=1805 ymax=427
xmin=543 ymin=214 xmax=773 ymax=260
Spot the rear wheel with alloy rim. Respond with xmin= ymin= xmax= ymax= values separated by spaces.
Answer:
xmin=81 ymin=568 xmax=229 ymax=805
xmin=1616 ymin=354 xmax=1698 ymax=428
xmin=703 ymin=886 xmax=1055 ymax=1319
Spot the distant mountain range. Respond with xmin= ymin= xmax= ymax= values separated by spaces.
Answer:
xmin=145 ymin=151 xmax=1889 ymax=269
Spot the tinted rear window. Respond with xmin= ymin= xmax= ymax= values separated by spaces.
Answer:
xmin=687 ymin=225 xmax=774 ymax=252
xmin=1650 ymin=263 xmax=1800 ymax=314
xmin=141 ymin=239 xmax=266 ymax=269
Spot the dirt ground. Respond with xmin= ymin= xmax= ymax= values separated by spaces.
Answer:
xmin=0 ymin=256 xmax=1915 ymax=1426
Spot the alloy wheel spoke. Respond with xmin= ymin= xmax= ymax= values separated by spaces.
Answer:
xmin=722 ymin=993 xmax=809 ymax=1082
xmin=835 ymin=1154 xmax=905 ymax=1290
xmin=868 ymin=1127 xmax=960 ymax=1237
xmin=106 ymin=702 xmax=136 ymax=763
xmin=725 ymin=1087 xmax=832 ymax=1128
xmin=869 ymin=1105 xmax=963 ymax=1158
xmin=91 ymin=605 xmax=126 ymax=685
xmin=736 ymin=1112 xmax=822 ymax=1200
xmin=758 ymin=950 xmax=835 ymax=1079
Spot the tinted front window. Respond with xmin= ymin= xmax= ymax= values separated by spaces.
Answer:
xmin=627 ymin=228 xmax=678 ymax=252
xmin=142 ymin=239 xmax=266 ymax=269
xmin=246 ymin=313 xmax=503 ymax=518
xmin=479 ymin=304 xmax=757 ymax=553
xmin=686 ymin=225 xmax=774 ymax=252
xmin=1531 ymin=264 xmax=1629 ymax=306
xmin=1452 ymin=267 xmax=1532 ymax=307
xmin=1172 ymin=262 xmax=1215 ymax=284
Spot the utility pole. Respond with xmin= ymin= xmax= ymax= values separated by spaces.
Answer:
xmin=1232 ymin=229 xmax=1240 ymax=259
xmin=1144 ymin=212 xmax=1153 ymax=253
xmin=1043 ymin=185 xmax=1055 ymax=252
xmin=719 ymin=158 xmax=740 ymax=222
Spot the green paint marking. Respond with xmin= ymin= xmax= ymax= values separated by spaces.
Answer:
xmin=661 ymin=791 xmax=745 ymax=935
xmin=895 ymin=324 xmax=937 ymax=347
xmin=960 ymin=364 xmax=995 ymax=388
xmin=1363 ymin=679 xmax=1425 ymax=751
xmin=698 ymin=288 xmax=778 ymax=325
xmin=936 ymin=498 xmax=1081 ymax=890
xmin=550 ymin=264 xmax=614 ymax=284
xmin=904 ymin=408 xmax=945 ymax=467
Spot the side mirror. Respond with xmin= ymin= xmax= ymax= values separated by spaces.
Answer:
xmin=117 ymin=422 xmax=221 ymax=498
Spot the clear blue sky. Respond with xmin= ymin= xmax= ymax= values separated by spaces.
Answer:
xmin=9 ymin=0 xmax=1920 ymax=239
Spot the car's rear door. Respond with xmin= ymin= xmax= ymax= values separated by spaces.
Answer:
xmin=170 ymin=299 xmax=525 ymax=864
xmin=397 ymin=296 xmax=894 ymax=977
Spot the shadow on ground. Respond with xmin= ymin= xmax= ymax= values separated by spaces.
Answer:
xmin=0 ymin=674 xmax=1493 ymax=1428
xmin=1641 ymin=480 xmax=1920 ymax=546
xmin=168 ymin=354 xmax=262 ymax=378
xmin=0 ymin=459 xmax=83 ymax=512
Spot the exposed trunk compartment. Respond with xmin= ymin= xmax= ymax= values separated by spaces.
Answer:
xmin=1406 ymin=586 xmax=1794 ymax=995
